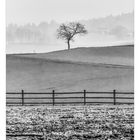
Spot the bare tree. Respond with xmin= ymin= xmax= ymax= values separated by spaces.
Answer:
xmin=57 ymin=22 xmax=87 ymax=50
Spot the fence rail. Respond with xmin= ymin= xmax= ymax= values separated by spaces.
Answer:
xmin=6 ymin=89 xmax=134 ymax=105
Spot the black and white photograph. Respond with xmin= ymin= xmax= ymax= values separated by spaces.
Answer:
xmin=6 ymin=0 xmax=134 ymax=139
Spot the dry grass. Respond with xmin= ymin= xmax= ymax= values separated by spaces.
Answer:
xmin=7 ymin=105 xmax=134 ymax=140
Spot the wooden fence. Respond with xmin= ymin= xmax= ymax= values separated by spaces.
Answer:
xmin=6 ymin=90 xmax=134 ymax=105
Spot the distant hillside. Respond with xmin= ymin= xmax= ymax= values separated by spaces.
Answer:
xmin=6 ymin=12 xmax=134 ymax=53
xmin=81 ymin=12 xmax=134 ymax=33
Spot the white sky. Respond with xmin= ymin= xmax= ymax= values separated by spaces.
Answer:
xmin=6 ymin=0 xmax=134 ymax=24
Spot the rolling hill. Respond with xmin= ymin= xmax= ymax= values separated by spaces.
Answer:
xmin=6 ymin=45 xmax=134 ymax=92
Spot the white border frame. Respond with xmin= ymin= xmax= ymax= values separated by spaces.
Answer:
xmin=0 ymin=0 xmax=138 ymax=139
xmin=0 ymin=0 xmax=6 ymax=139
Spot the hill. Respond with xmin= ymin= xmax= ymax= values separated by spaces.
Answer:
xmin=6 ymin=45 xmax=134 ymax=92
xmin=13 ymin=44 xmax=134 ymax=66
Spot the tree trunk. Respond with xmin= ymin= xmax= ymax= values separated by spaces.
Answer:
xmin=67 ymin=40 xmax=70 ymax=50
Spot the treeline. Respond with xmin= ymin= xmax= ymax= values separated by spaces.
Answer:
xmin=6 ymin=13 xmax=134 ymax=44
xmin=6 ymin=21 xmax=59 ymax=44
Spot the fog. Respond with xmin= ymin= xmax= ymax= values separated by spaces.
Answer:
xmin=6 ymin=0 xmax=134 ymax=53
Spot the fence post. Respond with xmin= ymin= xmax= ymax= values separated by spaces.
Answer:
xmin=84 ymin=90 xmax=86 ymax=105
xmin=21 ymin=90 xmax=24 ymax=106
xmin=52 ymin=90 xmax=55 ymax=106
xmin=113 ymin=89 xmax=116 ymax=105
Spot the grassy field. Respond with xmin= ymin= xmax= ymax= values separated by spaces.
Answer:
xmin=6 ymin=45 xmax=134 ymax=139
xmin=6 ymin=105 xmax=134 ymax=140
xmin=11 ymin=45 xmax=134 ymax=66
xmin=6 ymin=45 xmax=134 ymax=93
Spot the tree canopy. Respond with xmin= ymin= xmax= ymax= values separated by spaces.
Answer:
xmin=57 ymin=22 xmax=87 ymax=50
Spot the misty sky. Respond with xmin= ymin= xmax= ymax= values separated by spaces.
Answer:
xmin=6 ymin=0 xmax=134 ymax=24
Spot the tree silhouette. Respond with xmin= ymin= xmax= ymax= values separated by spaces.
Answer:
xmin=57 ymin=22 xmax=87 ymax=50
